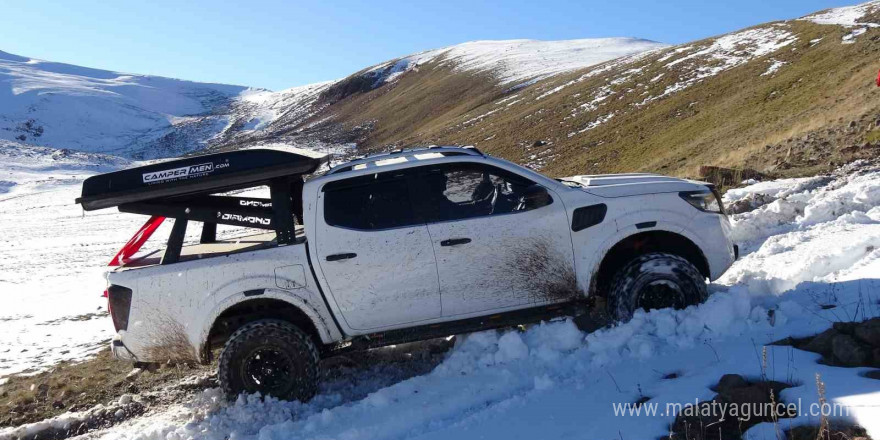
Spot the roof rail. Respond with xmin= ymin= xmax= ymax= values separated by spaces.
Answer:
xmin=326 ymin=145 xmax=484 ymax=175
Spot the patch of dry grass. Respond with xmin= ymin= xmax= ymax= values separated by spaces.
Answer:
xmin=0 ymin=350 xmax=206 ymax=428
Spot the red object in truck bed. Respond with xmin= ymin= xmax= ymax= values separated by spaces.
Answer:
xmin=109 ymin=215 xmax=165 ymax=266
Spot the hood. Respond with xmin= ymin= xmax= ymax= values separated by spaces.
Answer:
xmin=562 ymin=173 xmax=711 ymax=198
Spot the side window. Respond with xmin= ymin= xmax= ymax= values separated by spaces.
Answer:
xmin=443 ymin=169 xmax=489 ymax=203
xmin=323 ymin=172 xmax=418 ymax=230
xmin=419 ymin=164 xmax=552 ymax=222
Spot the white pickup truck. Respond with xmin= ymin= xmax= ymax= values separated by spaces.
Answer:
xmin=76 ymin=146 xmax=736 ymax=401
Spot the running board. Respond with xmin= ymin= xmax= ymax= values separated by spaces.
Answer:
xmin=326 ymin=301 xmax=589 ymax=355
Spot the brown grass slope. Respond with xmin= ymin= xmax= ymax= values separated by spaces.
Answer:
xmin=220 ymin=3 xmax=880 ymax=180
xmin=320 ymin=63 xmax=503 ymax=147
xmin=373 ymin=19 xmax=880 ymax=178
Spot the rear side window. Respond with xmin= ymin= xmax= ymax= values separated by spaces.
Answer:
xmin=323 ymin=173 xmax=418 ymax=230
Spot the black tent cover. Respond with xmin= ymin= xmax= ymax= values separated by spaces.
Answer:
xmin=76 ymin=148 xmax=326 ymax=211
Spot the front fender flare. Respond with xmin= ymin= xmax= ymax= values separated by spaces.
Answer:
xmin=584 ymin=220 xmax=707 ymax=293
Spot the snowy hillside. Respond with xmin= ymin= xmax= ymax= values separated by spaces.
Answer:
xmin=1 ymin=37 xmax=665 ymax=159
xmin=203 ymin=38 xmax=669 ymax=150
xmin=363 ymin=38 xmax=668 ymax=87
xmin=218 ymin=1 xmax=880 ymax=177
xmin=3 ymin=2 xmax=879 ymax=172
xmin=0 ymin=50 xmax=255 ymax=158
xmin=2 ymin=155 xmax=878 ymax=439
xmin=389 ymin=0 xmax=880 ymax=179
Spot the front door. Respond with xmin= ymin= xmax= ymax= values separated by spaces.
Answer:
xmin=416 ymin=163 xmax=575 ymax=317
xmin=315 ymin=169 xmax=441 ymax=331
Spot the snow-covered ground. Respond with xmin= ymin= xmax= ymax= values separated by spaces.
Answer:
xmin=0 ymin=143 xmax=155 ymax=376
xmin=4 ymin=159 xmax=875 ymax=439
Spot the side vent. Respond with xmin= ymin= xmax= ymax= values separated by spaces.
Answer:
xmin=571 ymin=204 xmax=607 ymax=232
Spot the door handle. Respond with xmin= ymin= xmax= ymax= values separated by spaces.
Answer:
xmin=440 ymin=238 xmax=471 ymax=247
xmin=326 ymin=253 xmax=357 ymax=261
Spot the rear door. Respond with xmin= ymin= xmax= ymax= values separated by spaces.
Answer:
xmin=314 ymin=169 xmax=441 ymax=331
xmin=414 ymin=163 xmax=575 ymax=317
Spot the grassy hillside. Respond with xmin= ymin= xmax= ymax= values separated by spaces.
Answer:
xmin=428 ymin=19 xmax=880 ymax=179
xmin=216 ymin=2 xmax=880 ymax=180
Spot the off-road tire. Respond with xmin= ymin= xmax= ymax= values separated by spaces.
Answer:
xmin=218 ymin=319 xmax=319 ymax=401
xmin=607 ymin=252 xmax=707 ymax=322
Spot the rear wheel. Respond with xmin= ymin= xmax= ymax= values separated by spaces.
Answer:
xmin=218 ymin=319 xmax=319 ymax=401
xmin=607 ymin=252 xmax=707 ymax=322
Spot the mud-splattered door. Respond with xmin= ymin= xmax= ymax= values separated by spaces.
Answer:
xmin=315 ymin=170 xmax=441 ymax=331
xmin=416 ymin=163 xmax=575 ymax=317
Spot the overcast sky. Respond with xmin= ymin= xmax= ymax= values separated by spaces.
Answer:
xmin=0 ymin=0 xmax=857 ymax=90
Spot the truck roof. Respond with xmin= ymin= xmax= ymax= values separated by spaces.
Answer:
xmin=76 ymin=147 xmax=326 ymax=211
xmin=326 ymin=145 xmax=484 ymax=175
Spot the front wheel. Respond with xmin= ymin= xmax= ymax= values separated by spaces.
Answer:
xmin=218 ymin=319 xmax=319 ymax=401
xmin=607 ymin=252 xmax=707 ymax=322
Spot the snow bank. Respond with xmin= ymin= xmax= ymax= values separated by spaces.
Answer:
xmin=722 ymin=162 xmax=880 ymax=295
xmin=85 ymin=162 xmax=880 ymax=440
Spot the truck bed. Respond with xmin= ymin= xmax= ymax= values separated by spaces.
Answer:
xmin=120 ymin=228 xmax=304 ymax=269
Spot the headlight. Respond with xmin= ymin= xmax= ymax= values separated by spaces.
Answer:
xmin=679 ymin=189 xmax=725 ymax=214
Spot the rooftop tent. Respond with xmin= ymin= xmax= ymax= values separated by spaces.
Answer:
xmin=76 ymin=148 xmax=326 ymax=211
xmin=76 ymin=148 xmax=327 ymax=264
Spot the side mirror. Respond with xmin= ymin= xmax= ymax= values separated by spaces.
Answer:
xmin=520 ymin=184 xmax=552 ymax=210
